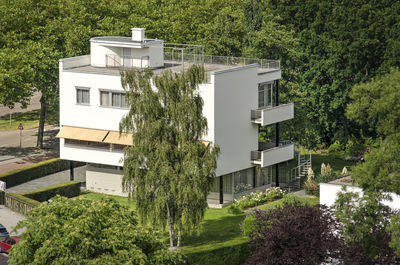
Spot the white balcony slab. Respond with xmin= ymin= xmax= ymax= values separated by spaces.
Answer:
xmin=252 ymin=103 xmax=294 ymax=126
xmin=252 ymin=143 xmax=294 ymax=167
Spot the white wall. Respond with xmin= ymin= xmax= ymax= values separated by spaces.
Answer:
xmin=148 ymin=42 xmax=164 ymax=68
xmin=60 ymin=71 xmax=128 ymax=131
xmin=320 ymin=183 xmax=400 ymax=210
xmin=261 ymin=143 xmax=294 ymax=167
xmin=213 ymin=65 xmax=259 ymax=176
xmin=60 ymin=140 xmax=124 ymax=166
xmin=86 ymin=165 xmax=128 ymax=196
xmin=261 ymin=103 xmax=294 ymax=126
xmin=257 ymin=70 xmax=281 ymax=84
xmin=91 ymin=42 xmax=122 ymax=67
xmin=198 ymin=80 xmax=215 ymax=143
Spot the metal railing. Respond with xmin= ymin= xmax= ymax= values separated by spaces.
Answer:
xmin=106 ymin=54 xmax=150 ymax=68
xmin=164 ymin=51 xmax=280 ymax=70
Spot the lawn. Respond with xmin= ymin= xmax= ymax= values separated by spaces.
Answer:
xmin=79 ymin=191 xmax=319 ymax=264
xmin=311 ymin=151 xmax=356 ymax=175
xmin=0 ymin=109 xmax=58 ymax=130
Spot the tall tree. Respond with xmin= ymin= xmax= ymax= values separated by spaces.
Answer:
xmin=120 ymin=65 xmax=219 ymax=248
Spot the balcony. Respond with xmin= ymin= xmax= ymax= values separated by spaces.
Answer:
xmin=251 ymin=103 xmax=294 ymax=126
xmin=251 ymin=142 xmax=294 ymax=167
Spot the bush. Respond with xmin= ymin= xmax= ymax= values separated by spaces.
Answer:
xmin=328 ymin=140 xmax=343 ymax=153
xmin=0 ymin=190 xmax=4 ymax=205
xmin=227 ymin=204 xmax=243 ymax=214
xmin=233 ymin=187 xmax=285 ymax=209
xmin=243 ymin=203 xmax=343 ymax=265
xmin=21 ymin=181 xmax=81 ymax=202
xmin=0 ymin=159 xmax=84 ymax=188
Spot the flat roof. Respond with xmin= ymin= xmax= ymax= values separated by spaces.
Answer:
xmin=90 ymin=37 xmax=162 ymax=47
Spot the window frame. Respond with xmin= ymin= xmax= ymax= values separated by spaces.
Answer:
xmin=258 ymin=82 xmax=273 ymax=108
xmin=75 ymin=86 xmax=90 ymax=105
xmin=99 ymin=89 xmax=128 ymax=109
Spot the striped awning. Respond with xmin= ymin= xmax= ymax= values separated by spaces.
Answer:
xmin=103 ymin=131 xmax=133 ymax=146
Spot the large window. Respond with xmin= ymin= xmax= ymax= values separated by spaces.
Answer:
xmin=76 ymin=87 xmax=90 ymax=105
xmin=258 ymin=82 xmax=273 ymax=108
xmin=100 ymin=90 xmax=128 ymax=108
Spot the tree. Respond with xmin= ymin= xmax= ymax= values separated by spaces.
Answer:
xmin=9 ymin=196 xmax=184 ymax=265
xmin=333 ymin=189 xmax=399 ymax=264
xmin=244 ymin=202 xmax=343 ymax=265
xmin=346 ymin=68 xmax=400 ymax=139
xmin=119 ymin=65 xmax=219 ymax=248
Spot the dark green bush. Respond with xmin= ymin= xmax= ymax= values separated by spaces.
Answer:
xmin=21 ymin=181 xmax=81 ymax=202
xmin=227 ymin=204 xmax=243 ymax=214
xmin=0 ymin=159 xmax=84 ymax=188
xmin=0 ymin=190 xmax=4 ymax=205
xmin=328 ymin=140 xmax=343 ymax=153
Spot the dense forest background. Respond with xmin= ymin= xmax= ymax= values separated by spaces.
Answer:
xmin=1 ymin=0 xmax=399 ymax=150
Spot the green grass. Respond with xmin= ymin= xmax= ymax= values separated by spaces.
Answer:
xmin=0 ymin=109 xmax=58 ymax=130
xmin=78 ymin=191 xmax=319 ymax=258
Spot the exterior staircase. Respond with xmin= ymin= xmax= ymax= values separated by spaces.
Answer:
xmin=285 ymin=147 xmax=312 ymax=191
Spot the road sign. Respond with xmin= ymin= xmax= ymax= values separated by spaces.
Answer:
xmin=18 ymin=123 xmax=23 ymax=130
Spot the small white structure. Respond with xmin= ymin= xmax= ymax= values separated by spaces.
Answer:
xmin=57 ymin=28 xmax=297 ymax=206
xmin=320 ymin=176 xmax=400 ymax=210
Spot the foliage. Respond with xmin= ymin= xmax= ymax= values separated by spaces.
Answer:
xmin=243 ymin=203 xmax=343 ymax=265
xmin=304 ymin=168 xmax=318 ymax=196
xmin=9 ymin=196 xmax=185 ymax=265
xmin=346 ymin=68 xmax=400 ymax=138
xmin=21 ymin=181 xmax=80 ymax=202
xmin=388 ymin=214 xmax=400 ymax=256
xmin=333 ymin=188 xmax=399 ymax=263
xmin=328 ymin=140 xmax=343 ymax=153
xmin=233 ymin=187 xmax=285 ymax=209
xmin=120 ymin=65 xmax=219 ymax=247
xmin=0 ymin=158 xmax=83 ymax=188
xmin=351 ymin=133 xmax=400 ymax=194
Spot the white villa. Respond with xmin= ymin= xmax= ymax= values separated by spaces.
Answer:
xmin=57 ymin=28 xmax=301 ymax=206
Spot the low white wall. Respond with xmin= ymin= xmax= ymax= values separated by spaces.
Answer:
xmin=61 ymin=55 xmax=90 ymax=69
xmin=320 ymin=183 xmax=400 ymax=210
xmin=261 ymin=143 xmax=294 ymax=167
xmin=86 ymin=165 xmax=128 ymax=197
xmin=257 ymin=69 xmax=281 ymax=84
xmin=261 ymin=103 xmax=294 ymax=126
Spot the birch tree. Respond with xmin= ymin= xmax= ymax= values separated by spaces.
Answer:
xmin=120 ymin=65 xmax=219 ymax=248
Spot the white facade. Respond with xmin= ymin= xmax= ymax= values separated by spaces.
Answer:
xmin=58 ymin=28 xmax=294 ymax=204
xmin=320 ymin=182 xmax=400 ymax=210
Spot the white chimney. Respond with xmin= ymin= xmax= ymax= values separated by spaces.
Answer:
xmin=131 ymin=28 xmax=145 ymax=42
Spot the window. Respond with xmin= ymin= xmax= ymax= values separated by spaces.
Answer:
xmin=76 ymin=87 xmax=90 ymax=105
xmin=258 ymin=83 xmax=273 ymax=108
xmin=100 ymin=90 xmax=128 ymax=108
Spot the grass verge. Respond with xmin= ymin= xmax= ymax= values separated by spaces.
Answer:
xmin=0 ymin=109 xmax=58 ymax=130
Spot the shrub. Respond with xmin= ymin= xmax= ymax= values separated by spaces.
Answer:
xmin=243 ymin=203 xmax=344 ymax=265
xmin=227 ymin=204 xmax=243 ymax=214
xmin=21 ymin=181 xmax=81 ymax=202
xmin=328 ymin=140 xmax=343 ymax=153
xmin=233 ymin=187 xmax=285 ymax=209
xmin=0 ymin=159 xmax=84 ymax=188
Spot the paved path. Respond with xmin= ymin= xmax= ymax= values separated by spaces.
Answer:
xmin=0 ymin=205 xmax=26 ymax=236
xmin=6 ymin=165 xmax=86 ymax=194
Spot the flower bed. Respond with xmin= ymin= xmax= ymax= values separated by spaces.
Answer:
xmin=232 ymin=187 xmax=285 ymax=209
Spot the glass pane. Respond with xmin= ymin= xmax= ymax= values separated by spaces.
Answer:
xmin=100 ymin=91 xmax=109 ymax=106
xmin=121 ymin=94 xmax=128 ymax=108
xmin=258 ymin=91 xmax=264 ymax=108
xmin=82 ymin=90 xmax=89 ymax=104
xmin=112 ymin=93 xmax=121 ymax=107
xmin=76 ymin=90 xmax=82 ymax=103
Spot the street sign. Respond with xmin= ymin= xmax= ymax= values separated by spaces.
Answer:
xmin=18 ymin=123 xmax=23 ymax=130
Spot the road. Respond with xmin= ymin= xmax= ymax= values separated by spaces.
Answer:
xmin=0 ymin=92 xmax=41 ymax=118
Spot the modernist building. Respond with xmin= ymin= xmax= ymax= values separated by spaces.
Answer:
xmin=57 ymin=28 xmax=296 ymax=206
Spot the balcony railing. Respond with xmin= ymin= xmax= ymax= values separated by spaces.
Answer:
xmin=106 ymin=54 xmax=150 ymax=68
xmin=164 ymin=51 xmax=280 ymax=70
xmin=251 ymin=142 xmax=295 ymax=167
xmin=251 ymin=103 xmax=294 ymax=126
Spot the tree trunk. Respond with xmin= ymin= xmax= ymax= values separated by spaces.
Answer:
xmin=166 ymin=203 xmax=175 ymax=248
xmin=177 ymin=228 xmax=181 ymax=247
xmin=36 ymin=95 xmax=47 ymax=149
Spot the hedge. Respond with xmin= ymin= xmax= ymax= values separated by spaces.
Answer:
xmin=0 ymin=158 xmax=84 ymax=188
xmin=21 ymin=181 xmax=81 ymax=202
xmin=0 ymin=190 xmax=4 ymax=205
xmin=184 ymin=241 xmax=250 ymax=265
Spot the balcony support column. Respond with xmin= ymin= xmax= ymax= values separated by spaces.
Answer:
xmin=70 ymin=161 xmax=74 ymax=181
xmin=219 ymin=175 xmax=223 ymax=205
xmin=275 ymin=79 xmax=280 ymax=187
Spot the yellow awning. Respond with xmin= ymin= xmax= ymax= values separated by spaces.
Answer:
xmin=103 ymin=131 xmax=133 ymax=146
xmin=202 ymin=140 xmax=211 ymax=148
xmin=56 ymin=126 xmax=109 ymax=142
